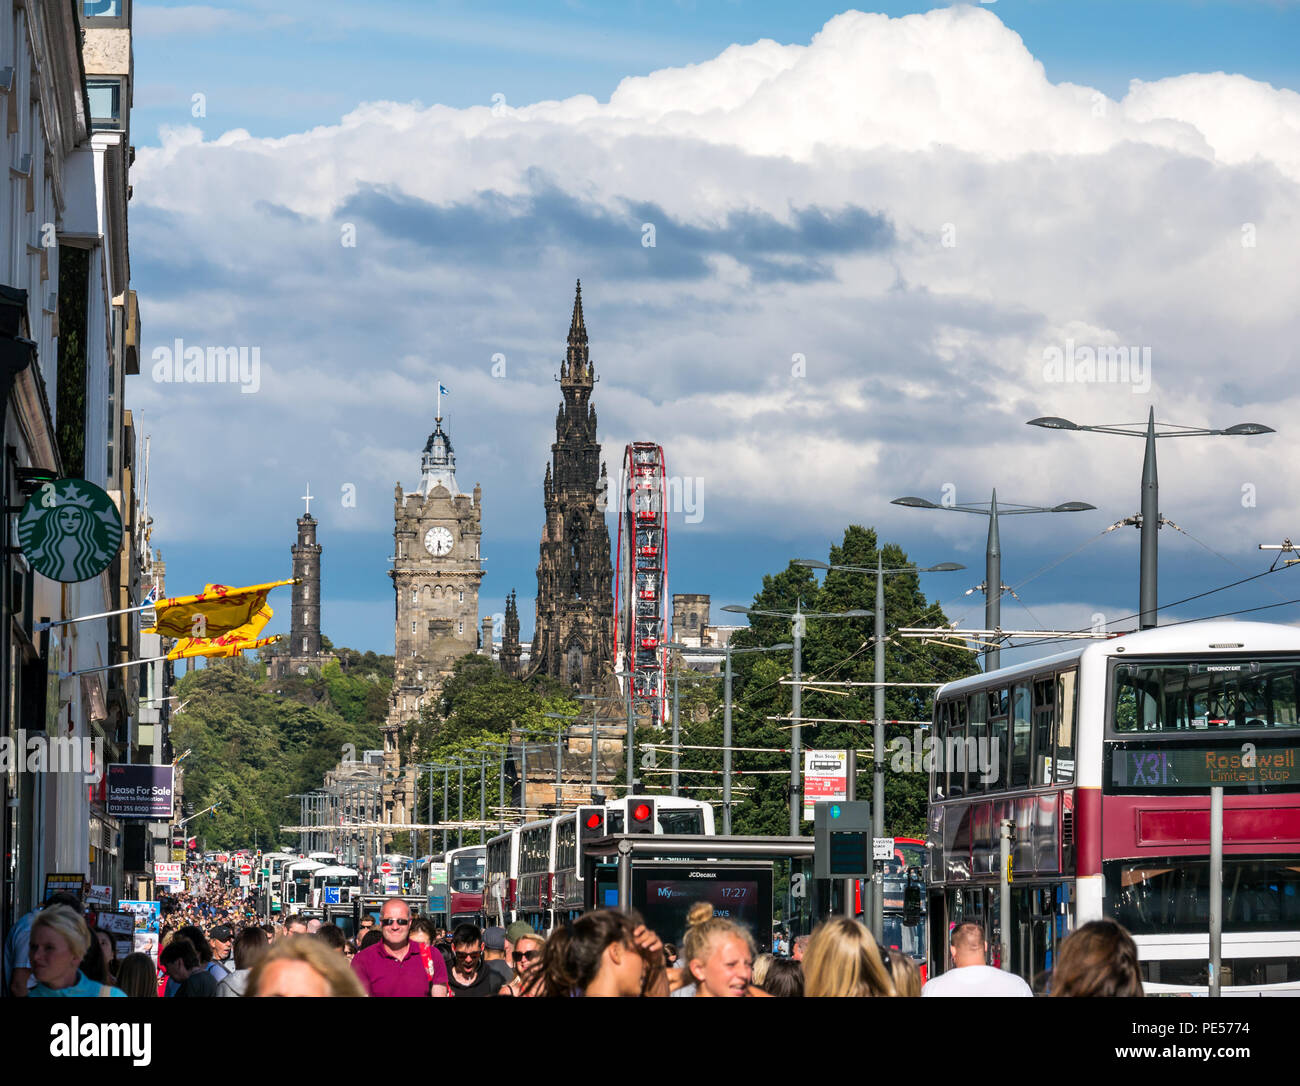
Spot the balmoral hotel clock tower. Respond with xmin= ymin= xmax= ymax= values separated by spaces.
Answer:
xmin=382 ymin=413 xmax=484 ymax=829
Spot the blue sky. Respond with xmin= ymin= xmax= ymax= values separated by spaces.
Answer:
xmin=130 ymin=1 xmax=1300 ymax=141
xmin=126 ymin=2 xmax=1300 ymax=661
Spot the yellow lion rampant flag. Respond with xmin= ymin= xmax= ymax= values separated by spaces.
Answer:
xmin=166 ymin=597 xmax=280 ymax=660
xmin=143 ymin=578 xmax=295 ymax=639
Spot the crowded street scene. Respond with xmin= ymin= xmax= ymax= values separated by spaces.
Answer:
xmin=3 ymin=0 xmax=1298 ymax=1067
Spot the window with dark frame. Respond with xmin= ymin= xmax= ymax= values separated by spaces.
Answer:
xmin=1032 ymin=677 xmax=1056 ymax=786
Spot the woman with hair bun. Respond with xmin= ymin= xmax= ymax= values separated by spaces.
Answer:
xmin=676 ymin=901 xmax=767 ymax=998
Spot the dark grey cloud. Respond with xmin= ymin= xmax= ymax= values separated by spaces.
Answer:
xmin=336 ymin=175 xmax=894 ymax=284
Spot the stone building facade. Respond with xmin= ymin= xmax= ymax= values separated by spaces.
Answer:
xmin=529 ymin=282 xmax=615 ymax=695
xmin=383 ymin=415 xmax=484 ymax=825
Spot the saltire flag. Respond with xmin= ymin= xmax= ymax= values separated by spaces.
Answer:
xmin=166 ymin=598 xmax=278 ymax=660
xmin=439 ymin=384 xmax=450 ymax=394
xmin=143 ymin=578 xmax=295 ymax=639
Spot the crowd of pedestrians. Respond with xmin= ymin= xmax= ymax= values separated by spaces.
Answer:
xmin=3 ymin=873 xmax=1145 ymax=998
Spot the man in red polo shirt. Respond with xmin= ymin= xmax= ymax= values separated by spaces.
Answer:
xmin=350 ymin=898 xmax=447 ymax=997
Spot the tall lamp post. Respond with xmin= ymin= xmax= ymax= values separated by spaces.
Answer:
xmin=1028 ymin=408 xmax=1272 ymax=629
xmin=892 ymin=492 xmax=1093 ymax=669
xmin=796 ymin=558 xmax=963 ymax=937
xmin=723 ymin=603 xmax=871 ymax=836
xmin=577 ymin=694 xmax=624 ymax=802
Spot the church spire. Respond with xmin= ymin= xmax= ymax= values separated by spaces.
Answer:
xmin=563 ymin=279 xmax=591 ymax=386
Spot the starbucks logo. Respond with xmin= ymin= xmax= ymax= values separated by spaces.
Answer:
xmin=18 ymin=479 xmax=124 ymax=583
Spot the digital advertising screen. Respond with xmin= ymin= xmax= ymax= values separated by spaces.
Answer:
xmin=631 ymin=863 xmax=773 ymax=952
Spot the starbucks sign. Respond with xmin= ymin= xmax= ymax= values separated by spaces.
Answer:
xmin=18 ymin=479 xmax=124 ymax=583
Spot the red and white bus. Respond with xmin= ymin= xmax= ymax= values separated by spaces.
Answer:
xmin=486 ymin=796 xmax=717 ymax=932
xmin=927 ymin=619 xmax=1300 ymax=994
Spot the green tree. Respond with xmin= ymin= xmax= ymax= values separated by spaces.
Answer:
xmin=722 ymin=526 xmax=976 ymax=837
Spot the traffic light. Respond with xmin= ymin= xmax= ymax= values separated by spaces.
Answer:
xmin=628 ymin=799 xmax=655 ymax=834
xmin=577 ymin=805 xmax=605 ymax=859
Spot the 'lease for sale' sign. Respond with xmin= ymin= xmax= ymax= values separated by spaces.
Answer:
xmin=105 ymin=764 xmax=175 ymax=819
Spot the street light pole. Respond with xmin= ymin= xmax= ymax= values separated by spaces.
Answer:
xmin=873 ymin=556 xmax=885 ymax=937
xmin=625 ymin=678 xmax=635 ymax=796
xmin=1028 ymin=409 xmax=1272 ymax=630
xmin=671 ymin=661 xmax=681 ymax=797
xmin=1140 ymin=413 xmax=1159 ymax=629
xmin=790 ymin=604 xmax=803 ymax=836
xmin=892 ymin=492 xmax=1092 ymax=669
xmin=723 ymin=646 xmax=734 ymax=835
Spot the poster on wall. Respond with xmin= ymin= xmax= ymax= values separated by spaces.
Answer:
xmin=43 ymin=873 xmax=87 ymax=904
xmin=119 ymin=899 xmax=160 ymax=934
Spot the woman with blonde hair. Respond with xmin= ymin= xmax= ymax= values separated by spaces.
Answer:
xmin=887 ymin=948 xmax=922 ymax=997
xmin=803 ymin=918 xmax=895 ymax=997
xmin=246 ymin=934 xmax=367 ymax=997
xmin=29 ymin=905 xmax=126 ymax=997
xmin=678 ymin=901 xmax=768 ymax=998
xmin=508 ymin=931 xmax=546 ymax=997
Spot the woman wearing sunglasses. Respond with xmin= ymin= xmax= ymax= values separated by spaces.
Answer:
xmin=508 ymin=933 xmax=546 ymax=997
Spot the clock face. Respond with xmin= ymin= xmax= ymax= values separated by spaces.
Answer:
xmin=424 ymin=526 xmax=454 ymax=556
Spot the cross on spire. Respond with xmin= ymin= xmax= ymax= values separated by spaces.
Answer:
xmin=301 ymin=483 xmax=314 ymax=516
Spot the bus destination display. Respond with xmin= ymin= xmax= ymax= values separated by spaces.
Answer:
xmin=1110 ymin=744 xmax=1300 ymax=790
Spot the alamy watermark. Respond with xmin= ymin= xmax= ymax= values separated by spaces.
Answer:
xmin=597 ymin=469 xmax=704 ymax=524
xmin=1042 ymin=340 xmax=1151 ymax=394
xmin=151 ymin=339 xmax=262 ymax=394
xmin=888 ymin=728 xmax=1000 ymax=785
xmin=0 ymin=730 xmax=103 ymax=783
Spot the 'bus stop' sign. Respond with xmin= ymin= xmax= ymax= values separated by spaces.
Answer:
xmin=18 ymin=479 xmax=123 ymax=582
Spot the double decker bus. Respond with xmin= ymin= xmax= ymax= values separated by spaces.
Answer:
xmin=558 ymin=796 xmax=716 ymax=925
xmin=927 ymin=619 xmax=1300 ymax=994
xmin=419 ymin=846 xmax=486 ymax=929
xmin=516 ymin=819 xmax=558 ymax=934
xmin=488 ymin=796 xmax=717 ymax=932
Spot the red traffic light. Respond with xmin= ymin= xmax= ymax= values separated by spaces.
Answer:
xmin=585 ymin=812 xmax=603 ymax=830
xmin=633 ymin=804 xmax=651 ymax=822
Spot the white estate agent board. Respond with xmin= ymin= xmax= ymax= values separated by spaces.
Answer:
xmin=803 ymin=750 xmax=848 ymax=820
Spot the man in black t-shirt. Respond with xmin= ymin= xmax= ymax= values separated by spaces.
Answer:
xmin=481 ymin=927 xmax=515 ymax=991
xmin=448 ymin=923 xmax=508 ymax=997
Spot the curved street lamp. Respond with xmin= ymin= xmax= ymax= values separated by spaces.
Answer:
xmin=1028 ymin=407 xmax=1273 ymax=629
xmin=892 ymin=491 xmax=1094 ymax=668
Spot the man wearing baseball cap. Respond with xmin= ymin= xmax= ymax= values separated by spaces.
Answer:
xmin=482 ymin=927 xmax=514 ymax=991
xmin=209 ymin=923 xmax=234 ymax=970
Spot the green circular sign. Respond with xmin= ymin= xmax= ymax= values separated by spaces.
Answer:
xmin=17 ymin=478 xmax=124 ymax=583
